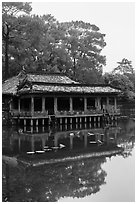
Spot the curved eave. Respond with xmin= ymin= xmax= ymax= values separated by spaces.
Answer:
xmin=17 ymin=89 xmax=120 ymax=96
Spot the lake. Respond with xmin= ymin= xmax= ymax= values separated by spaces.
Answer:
xmin=2 ymin=118 xmax=135 ymax=202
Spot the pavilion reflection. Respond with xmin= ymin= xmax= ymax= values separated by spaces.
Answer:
xmin=3 ymin=123 xmax=122 ymax=155
xmin=2 ymin=119 xmax=135 ymax=202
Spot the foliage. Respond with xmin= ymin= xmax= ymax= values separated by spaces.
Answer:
xmin=59 ymin=21 xmax=106 ymax=81
xmin=2 ymin=3 xmax=106 ymax=83
xmin=2 ymin=2 xmax=32 ymax=79
xmin=103 ymin=58 xmax=135 ymax=102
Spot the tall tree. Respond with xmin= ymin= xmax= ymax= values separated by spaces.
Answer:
xmin=103 ymin=58 xmax=135 ymax=102
xmin=60 ymin=21 xmax=106 ymax=81
xmin=2 ymin=6 xmax=106 ymax=84
xmin=2 ymin=2 xmax=32 ymax=79
xmin=112 ymin=58 xmax=134 ymax=75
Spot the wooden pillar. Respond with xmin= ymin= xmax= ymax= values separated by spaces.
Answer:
xmin=84 ymin=134 xmax=87 ymax=148
xmin=24 ymin=126 xmax=26 ymax=132
xmin=31 ymin=126 xmax=33 ymax=133
xmin=18 ymin=98 xmax=20 ymax=113
xmin=31 ymin=96 xmax=34 ymax=116
xmin=70 ymin=97 xmax=73 ymax=113
xmin=54 ymin=135 xmax=58 ymax=147
xmin=96 ymin=97 xmax=101 ymax=110
xmin=98 ymin=116 xmax=101 ymax=127
xmin=36 ymin=126 xmax=39 ymax=133
xmin=36 ymin=119 xmax=38 ymax=126
xmin=65 ymin=124 xmax=67 ymax=130
xmin=70 ymin=135 xmax=73 ymax=149
xmin=42 ymin=126 xmax=45 ymax=132
xmin=42 ymin=138 xmax=45 ymax=149
xmin=31 ymin=119 xmax=33 ymax=126
xmin=42 ymin=119 xmax=44 ymax=126
xmin=18 ymin=137 xmax=21 ymax=152
xmin=24 ymin=119 xmax=26 ymax=126
xmin=80 ymin=117 xmax=82 ymax=123
xmin=42 ymin=97 xmax=45 ymax=113
xmin=65 ymin=118 xmax=67 ymax=124
xmin=84 ymin=97 xmax=87 ymax=113
xmin=31 ymin=137 xmax=34 ymax=152
xmin=94 ymin=117 xmax=96 ymax=123
xmin=9 ymin=99 xmax=12 ymax=111
xmin=114 ymin=97 xmax=117 ymax=111
xmin=54 ymin=97 xmax=57 ymax=114
xmin=107 ymin=97 xmax=109 ymax=111
xmin=70 ymin=124 xmax=73 ymax=130
xmin=60 ymin=118 xmax=62 ymax=124
xmin=95 ymin=97 xmax=98 ymax=109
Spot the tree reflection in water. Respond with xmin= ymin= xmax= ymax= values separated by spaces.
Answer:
xmin=3 ymin=156 xmax=107 ymax=202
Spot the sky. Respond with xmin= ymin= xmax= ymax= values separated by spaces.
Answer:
xmin=31 ymin=1 xmax=135 ymax=73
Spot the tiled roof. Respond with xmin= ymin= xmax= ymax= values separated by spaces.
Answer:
xmin=27 ymin=73 xmax=78 ymax=84
xmin=2 ymin=71 xmax=120 ymax=95
xmin=2 ymin=76 xmax=20 ymax=95
xmin=18 ymin=84 xmax=120 ymax=94
xmin=2 ymin=72 xmax=78 ymax=95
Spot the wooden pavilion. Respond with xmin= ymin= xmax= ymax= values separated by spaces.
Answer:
xmin=2 ymin=70 xmax=121 ymax=126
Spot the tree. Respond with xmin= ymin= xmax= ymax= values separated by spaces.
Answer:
xmin=2 ymin=2 xmax=32 ymax=79
xmin=2 ymin=6 xmax=106 ymax=83
xmin=60 ymin=21 xmax=106 ymax=81
xmin=103 ymin=58 xmax=135 ymax=102
xmin=112 ymin=58 xmax=134 ymax=75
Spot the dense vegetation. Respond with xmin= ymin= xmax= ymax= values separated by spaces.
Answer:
xmin=2 ymin=2 xmax=135 ymax=103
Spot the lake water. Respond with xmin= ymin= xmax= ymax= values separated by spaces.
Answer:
xmin=2 ymin=118 xmax=135 ymax=202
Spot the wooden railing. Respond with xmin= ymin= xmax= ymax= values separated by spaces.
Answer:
xmin=10 ymin=107 xmax=120 ymax=118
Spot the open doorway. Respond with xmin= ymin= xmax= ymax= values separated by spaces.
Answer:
xmin=45 ymin=97 xmax=54 ymax=115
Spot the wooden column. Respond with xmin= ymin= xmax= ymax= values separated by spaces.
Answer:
xmin=70 ymin=97 xmax=73 ymax=113
xmin=54 ymin=97 xmax=57 ymax=114
xmin=36 ymin=119 xmax=38 ymax=126
xmin=84 ymin=97 xmax=87 ymax=112
xmin=42 ymin=119 xmax=44 ymax=126
xmin=24 ymin=119 xmax=26 ymax=126
xmin=114 ymin=97 xmax=117 ymax=111
xmin=70 ymin=135 xmax=73 ymax=149
xmin=31 ymin=137 xmax=34 ymax=152
xmin=18 ymin=137 xmax=21 ymax=152
xmin=95 ymin=97 xmax=98 ymax=109
xmin=96 ymin=97 xmax=100 ymax=110
xmin=18 ymin=98 xmax=20 ymax=113
xmin=31 ymin=119 xmax=33 ymax=126
xmin=107 ymin=97 xmax=109 ymax=111
xmin=42 ymin=97 xmax=45 ymax=113
xmin=98 ymin=97 xmax=101 ymax=110
xmin=54 ymin=135 xmax=58 ymax=147
xmin=31 ymin=96 xmax=34 ymax=116
xmin=84 ymin=134 xmax=87 ymax=148
xmin=9 ymin=99 xmax=12 ymax=111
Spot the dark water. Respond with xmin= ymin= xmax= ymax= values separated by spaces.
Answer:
xmin=2 ymin=118 xmax=135 ymax=202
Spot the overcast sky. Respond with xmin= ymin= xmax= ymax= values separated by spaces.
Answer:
xmin=31 ymin=1 xmax=135 ymax=73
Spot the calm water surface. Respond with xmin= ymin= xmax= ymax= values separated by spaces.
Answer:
xmin=2 ymin=118 xmax=135 ymax=202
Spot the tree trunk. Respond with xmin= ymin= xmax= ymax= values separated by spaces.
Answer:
xmin=3 ymin=23 xmax=10 ymax=80
xmin=73 ymin=57 xmax=76 ymax=80
xmin=4 ymin=36 xmax=9 ymax=79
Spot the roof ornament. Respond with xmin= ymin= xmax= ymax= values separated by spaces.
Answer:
xmin=18 ymin=66 xmax=26 ymax=79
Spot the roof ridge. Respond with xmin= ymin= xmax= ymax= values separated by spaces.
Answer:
xmin=26 ymin=71 xmax=68 ymax=77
